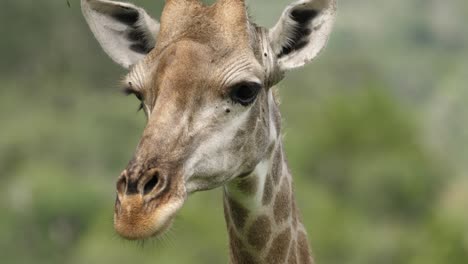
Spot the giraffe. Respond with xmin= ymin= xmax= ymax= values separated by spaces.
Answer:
xmin=81 ymin=0 xmax=336 ymax=263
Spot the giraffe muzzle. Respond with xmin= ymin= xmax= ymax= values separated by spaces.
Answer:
xmin=113 ymin=168 xmax=186 ymax=240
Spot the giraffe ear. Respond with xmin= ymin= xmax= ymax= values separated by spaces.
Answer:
xmin=81 ymin=0 xmax=160 ymax=68
xmin=269 ymin=0 xmax=336 ymax=71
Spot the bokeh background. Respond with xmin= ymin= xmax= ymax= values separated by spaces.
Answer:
xmin=1 ymin=0 xmax=467 ymax=263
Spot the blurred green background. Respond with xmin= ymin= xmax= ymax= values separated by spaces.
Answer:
xmin=1 ymin=0 xmax=467 ymax=263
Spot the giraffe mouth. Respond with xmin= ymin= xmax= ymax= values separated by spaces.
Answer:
xmin=113 ymin=194 xmax=185 ymax=240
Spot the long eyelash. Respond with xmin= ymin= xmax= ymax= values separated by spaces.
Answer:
xmin=122 ymin=86 xmax=143 ymax=99
xmin=122 ymin=87 xmax=145 ymax=113
xmin=138 ymin=102 xmax=144 ymax=112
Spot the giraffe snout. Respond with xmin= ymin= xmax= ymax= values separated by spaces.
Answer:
xmin=113 ymin=165 xmax=186 ymax=240
xmin=116 ymin=168 xmax=164 ymax=199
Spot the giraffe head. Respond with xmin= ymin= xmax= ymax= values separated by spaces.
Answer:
xmin=82 ymin=0 xmax=336 ymax=240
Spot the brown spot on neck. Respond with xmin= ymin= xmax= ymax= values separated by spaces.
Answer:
xmin=274 ymin=178 xmax=292 ymax=224
xmin=228 ymin=227 xmax=258 ymax=264
xmin=247 ymin=215 xmax=272 ymax=251
xmin=297 ymin=232 xmax=313 ymax=264
xmin=225 ymin=195 xmax=249 ymax=231
xmin=265 ymin=227 xmax=292 ymax=263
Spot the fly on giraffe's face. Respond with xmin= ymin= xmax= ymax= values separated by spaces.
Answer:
xmin=82 ymin=0 xmax=336 ymax=243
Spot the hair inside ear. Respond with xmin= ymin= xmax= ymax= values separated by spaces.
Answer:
xmin=108 ymin=6 xmax=155 ymax=54
xmin=82 ymin=0 xmax=160 ymax=68
xmin=269 ymin=0 xmax=337 ymax=70
xmin=278 ymin=8 xmax=319 ymax=58
xmin=111 ymin=6 xmax=140 ymax=26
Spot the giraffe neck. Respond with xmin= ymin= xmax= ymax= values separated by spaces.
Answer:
xmin=223 ymin=91 xmax=313 ymax=264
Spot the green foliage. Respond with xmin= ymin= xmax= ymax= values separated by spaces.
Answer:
xmin=0 ymin=0 xmax=467 ymax=263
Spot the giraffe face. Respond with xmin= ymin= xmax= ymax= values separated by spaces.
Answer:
xmin=110 ymin=0 xmax=272 ymax=240
xmin=82 ymin=0 xmax=336 ymax=240
xmin=113 ymin=38 xmax=272 ymax=239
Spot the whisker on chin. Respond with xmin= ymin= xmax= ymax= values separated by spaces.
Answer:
xmin=165 ymin=226 xmax=178 ymax=248
xmin=136 ymin=238 xmax=147 ymax=249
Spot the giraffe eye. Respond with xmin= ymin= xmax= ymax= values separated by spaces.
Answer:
xmin=230 ymin=82 xmax=262 ymax=106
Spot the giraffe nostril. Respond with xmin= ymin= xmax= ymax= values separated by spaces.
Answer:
xmin=117 ymin=176 xmax=127 ymax=194
xmin=143 ymin=172 xmax=159 ymax=195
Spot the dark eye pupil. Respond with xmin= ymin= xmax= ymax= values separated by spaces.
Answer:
xmin=231 ymin=83 xmax=261 ymax=106
xmin=237 ymin=86 xmax=255 ymax=99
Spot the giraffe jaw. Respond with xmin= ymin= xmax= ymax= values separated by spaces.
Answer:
xmin=113 ymin=194 xmax=185 ymax=240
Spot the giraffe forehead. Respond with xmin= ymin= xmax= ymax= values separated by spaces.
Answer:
xmin=156 ymin=41 xmax=213 ymax=83
xmin=148 ymin=41 xmax=228 ymax=100
xmin=156 ymin=0 xmax=250 ymax=51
